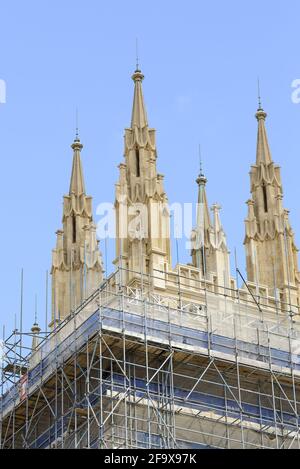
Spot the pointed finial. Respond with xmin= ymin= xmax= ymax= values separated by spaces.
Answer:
xmin=255 ymin=78 xmax=267 ymax=120
xmin=72 ymin=108 xmax=83 ymax=151
xmin=211 ymin=203 xmax=222 ymax=218
xmin=31 ymin=294 xmax=41 ymax=344
xmin=132 ymin=39 xmax=144 ymax=82
xmin=197 ymin=144 xmax=207 ymax=185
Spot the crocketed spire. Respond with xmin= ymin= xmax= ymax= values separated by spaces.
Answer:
xmin=244 ymin=102 xmax=300 ymax=307
xmin=51 ymin=136 xmax=103 ymax=324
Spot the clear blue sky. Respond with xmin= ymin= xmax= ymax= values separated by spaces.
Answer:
xmin=1 ymin=0 xmax=300 ymax=336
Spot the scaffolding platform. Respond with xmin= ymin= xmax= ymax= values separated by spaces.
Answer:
xmin=1 ymin=268 xmax=300 ymax=449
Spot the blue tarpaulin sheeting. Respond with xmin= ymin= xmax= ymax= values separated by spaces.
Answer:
xmin=1 ymin=306 xmax=299 ymax=440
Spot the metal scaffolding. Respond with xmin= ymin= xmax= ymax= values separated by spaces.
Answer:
xmin=1 ymin=266 xmax=300 ymax=449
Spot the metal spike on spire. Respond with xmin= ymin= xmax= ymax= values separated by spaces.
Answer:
xmin=131 ymin=49 xmax=148 ymax=128
xmin=135 ymin=38 xmax=140 ymax=71
xmin=199 ymin=144 xmax=203 ymax=176
xmin=75 ymin=107 xmax=80 ymax=142
xmin=197 ymin=144 xmax=206 ymax=185
xmin=31 ymin=293 xmax=41 ymax=350
xmin=34 ymin=294 xmax=37 ymax=324
xmin=257 ymin=77 xmax=262 ymax=110
xmin=255 ymin=77 xmax=267 ymax=122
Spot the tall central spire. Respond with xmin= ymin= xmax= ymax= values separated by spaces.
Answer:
xmin=114 ymin=67 xmax=171 ymax=289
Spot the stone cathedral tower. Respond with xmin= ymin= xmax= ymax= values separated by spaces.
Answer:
xmin=114 ymin=68 xmax=171 ymax=289
xmin=244 ymin=103 xmax=300 ymax=309
xmin=51 ymin=135 xmax=103 ymax=323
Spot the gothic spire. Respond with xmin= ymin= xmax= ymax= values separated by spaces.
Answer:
xmin=244 ymin=101 xmax=300 ymax=306
xmin=131 ymin=69 xmax=148 ymax=130
xmin=51 ymin=136 xmax=103 ymax=324
xmin=69 ymin=136 xmax=85 ymax=195
xmin=191 ymin=166 xmax=211 ymax=272
xmin=115 ymin=67 xmax=171 ymax=287
xmin=191 ymin=164 xmax=230 ymax=285
xmin=196 ymin=170 xmax=211 ymax=243
xmin=255 ymin=104 xmax=272 ymax=165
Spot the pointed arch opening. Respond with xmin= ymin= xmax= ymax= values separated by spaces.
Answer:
xmin=135 ymin=148 xmax=140 ymax=177
xmin=262 ymin=183 xmax=268 ymax=213
xmin=72 ymin=215 xmax=76 ymax=243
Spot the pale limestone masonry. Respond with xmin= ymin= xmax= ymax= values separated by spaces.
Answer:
xmin=4 ymin=69 xmax=300 ymax=450
xmin=51 ymin=137 xmax=103 ymax=322
xmin=191 ymin=170 xmax=231 ymax=289
xmin=51 ymin=69 xmax=300 ymax=325
xmin=114 ymin=69 xmax=171 ymax=290
xmin=244 ymin=105 xmax=300 ymax=311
